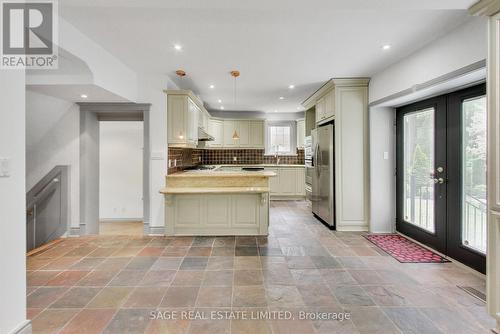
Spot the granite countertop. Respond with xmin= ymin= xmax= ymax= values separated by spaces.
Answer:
xmin=162 ymin=169 xmax=276 ymax=195
xmin=167 ymin=170 xmax=277 ymax=178
xmin=160 ymin=186 xmax=270 ymax=194
xmin=214 ymin=164 xmax=304 ymax=167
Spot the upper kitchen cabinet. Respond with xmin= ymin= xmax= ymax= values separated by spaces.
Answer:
xmin=296 ymin=119 xmax=305 ymax=148
xmin=302 ymin=78 xmax=370 ymax=231
xmin=223 ymin=120 xmax=239 ymax=147
xmin=207 ymin=119 xmax=223 ymax=148
xmin=165 ymin=90 xmax=209 ymax=148
xmin=217 ymin=119 xmax=264 ymax=149
xmin=238 ymin=121 xmax=250 ymax=147
xmin=314 ymin=88 xmax=335 ymax=124
xmin=249 ymin=121 xmax=264 ymax=148
xmin=198 ymin=106 xmax=209 ymax=131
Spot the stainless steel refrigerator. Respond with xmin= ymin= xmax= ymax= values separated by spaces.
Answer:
xmin=311 ymin=124 xmax=335 ymax=228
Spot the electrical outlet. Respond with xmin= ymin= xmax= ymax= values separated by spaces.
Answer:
xmin=233 ymin=156 xmax=237 ymax=162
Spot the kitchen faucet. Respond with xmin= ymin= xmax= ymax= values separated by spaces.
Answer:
xmin=274 ymin=145 xmax=281 ymax=165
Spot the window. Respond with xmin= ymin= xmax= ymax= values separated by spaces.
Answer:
xmin=265 ymin=121 xmax=296 ymax=155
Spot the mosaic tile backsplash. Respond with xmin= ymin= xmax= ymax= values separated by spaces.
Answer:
xmin=167 ymin=148 xmax=304 ymax=174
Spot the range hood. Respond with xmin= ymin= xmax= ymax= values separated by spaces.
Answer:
xmin=198 ymin=127 xmax=214 ymax=141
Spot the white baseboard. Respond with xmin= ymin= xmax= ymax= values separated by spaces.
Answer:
xmin=336 ymin=224 xmax=369 ymax=232
xmin=99 ymin=218 xmax=144 ymax=222
xmin=148 ymin=226 xmax=165 ymax=235
xmin=68 ymin=226 xmax=81 ymax=236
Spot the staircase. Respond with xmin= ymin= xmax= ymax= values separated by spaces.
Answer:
xmin=26 ymin=166 xmax=69 ymax=252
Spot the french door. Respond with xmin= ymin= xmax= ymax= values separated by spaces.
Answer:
xmin=396 ymin=84 xmax=486 ymax=273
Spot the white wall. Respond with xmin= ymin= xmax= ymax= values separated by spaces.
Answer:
xmin=99 ymin=121 xmax=144 ymax=220
xmin=369 ymin=107 xmax=396 ymax=233
xmin=0 ymin=71 xmax=29 ymax=333
xmin=370 ymin=17 xmax=488 ymax=103
xmin=26 ymin=90 xmax=80 ymax=230
xmin=59 ymin=18 xmax=138 ymax=102
xmin=137 ymin=74 xmax=175 ymax=234
xmin=368 ymin=17 xmax=488 ymax=233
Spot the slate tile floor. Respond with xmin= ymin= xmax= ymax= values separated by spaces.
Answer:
xmin=27 ymin=201 xmax=494 ymax=334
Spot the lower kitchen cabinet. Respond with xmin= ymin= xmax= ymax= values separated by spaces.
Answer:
xmin=266 ymin=167 xmax=305 ymax=199
xmin=165 ymin=193 xmax=269 ymax=235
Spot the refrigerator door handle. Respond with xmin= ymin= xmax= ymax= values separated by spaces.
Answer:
xmin=315 ymin=144 xmax=320 ymax=176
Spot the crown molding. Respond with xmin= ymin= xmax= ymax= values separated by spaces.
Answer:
xmin=469 ymin=0 xmax=500 ymax=16
xmin=164 ymin=89 xmax=210 ymax=115
xmin=301 ymin=77 xmax=370 ymax=110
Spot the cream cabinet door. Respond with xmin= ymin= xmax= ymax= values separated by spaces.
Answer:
xmin=206 ymin=196 xmax=231 ymax=227
xmin=238 ymin=121 xmax=250 ymax=147
xmin=296 ymin=119 xmax=305 ymax=148
xmin=223 ymin=120 xmax=238 ymax=147
xmin=267 ymin=168 xmax=280 ymax=195
xmin=167 ymin=95 xmax=187 ymax=144
xmin=198 ymin=110 xmax=208 ymax=130
xmin=174 ymin=196 xmax=202 ymax=227
xmin=187 ymin=99 xmax=199 ymax=145
xmin=324 ymin=90 xmax=335 ymax=120
xmin=316 ymin=97 xmax=325 ymax=123
xmin=197 ymin=108 xmax=204 ymax=128
xmin=295 ymin=168 xmax=306 ymax=195
xmin=279 ymin=168 xmax=297 ymax=195
xmin=249 ymin=121 xmax=264 ymax=148
xmin=232 ymin=195 xmax=259 ymax=228
xmin=207 ymin=119 xmax=223 ymax=147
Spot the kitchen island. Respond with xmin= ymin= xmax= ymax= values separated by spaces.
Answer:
xmin=160 ymin=169 xmax=276 ymax=236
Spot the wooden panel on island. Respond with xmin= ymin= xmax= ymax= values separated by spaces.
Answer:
xmin=160 ymin=170 xmax=276 ymax=236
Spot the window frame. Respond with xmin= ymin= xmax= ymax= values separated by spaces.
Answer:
xmin=264 ymin=120 xmax=297 ymax=155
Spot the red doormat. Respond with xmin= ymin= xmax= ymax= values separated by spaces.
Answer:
xmin=363 ymin=234 xmax=450 ymax=263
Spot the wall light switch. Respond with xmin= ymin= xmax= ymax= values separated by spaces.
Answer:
xmin=174 ymin=159 xmax=177 ymax=167
xmin=0 ymin=158 xmax=10 ymax=177
xmin=168 ymin=159 xmax=172 ymax=168
xmin=383 ymin=152 xmax=389 ymax=160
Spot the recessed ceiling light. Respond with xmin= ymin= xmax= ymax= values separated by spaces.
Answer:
xmin=279 ymin=96 xmax=284 ymax=100
xmin=220 ymin=106 xmax=224 ymax=110
xmin=80 ymin=94 xmax=88 ymax=99
xmin=288 ymin=85 xmax=295 ymax=89
xmin=274 ymin=109 xmax=278 ymax=113
xmin=382 ymin=44 xmax=391 ymax=50
xmin=209 ymin=84 xmax=215 ymax=89
xmin=173 ymin=44 xmax=182 ymax=51
xmin=296 ymin=107 xmax=301 ymax=110
xmin=218 ymin=99 xmax=222 ymax=103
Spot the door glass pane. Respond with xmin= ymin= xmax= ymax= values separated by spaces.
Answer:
xmin=403 ymin=108 xmax=435 ymax=232
xmin=462 ymin=96 xmax=487 ymax=254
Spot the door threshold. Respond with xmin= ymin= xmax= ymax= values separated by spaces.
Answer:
xmin=395 ymin=231 xmax=486 ymax=278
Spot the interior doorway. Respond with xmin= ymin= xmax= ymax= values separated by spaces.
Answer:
xmin=99 ymin=121 xmax=144 ymax=236
xmin=78 ymin=103 xmax=151 ymax=236
xmin=396 ymin=83 xmax=487 ymax=273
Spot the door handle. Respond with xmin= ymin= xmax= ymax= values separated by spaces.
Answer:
xmin=316 ymin=145 xmax=321 ymax=176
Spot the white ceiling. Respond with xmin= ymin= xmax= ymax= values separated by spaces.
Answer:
xmin=59 ymin=0 xmax=476 ymax=113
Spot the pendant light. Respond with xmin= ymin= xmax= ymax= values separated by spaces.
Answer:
xmin=231 ymin=70 xmax=240 ymax=140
